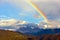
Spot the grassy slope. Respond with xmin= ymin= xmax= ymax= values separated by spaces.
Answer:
xmin=0 ymin=30 xmax=28 ymax=40
xmin=0 ymin=30 xmax=60 ymax=40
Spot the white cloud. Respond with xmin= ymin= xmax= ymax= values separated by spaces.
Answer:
xmin=38 ymin=20 xmax=60 ymax=29
xmin=4 ymin=29 xmax=16 ymax=31
xmin=0 ymin=19 xmax=17 ymax=26
xmin=0 ymin=19 xmax=60 ymax=31
xmin=0 ymin=19 xmax=28 ymax=27
xmin=0 ymin=19 xmax=28 ymax=31
xmin=16 ymin=21 xmax=27 ymax=25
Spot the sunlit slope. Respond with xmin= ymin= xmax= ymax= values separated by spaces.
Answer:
xmin=0 ymin=30 xmax=28 ymax=40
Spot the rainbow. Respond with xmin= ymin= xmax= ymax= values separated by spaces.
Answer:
xmin=27 ymin=0 xmax=49 ymax=22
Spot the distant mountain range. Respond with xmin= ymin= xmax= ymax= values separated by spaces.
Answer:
xmin=17 ymin=23 xmax=40 ymax=36
xmin=16 ymin=23 xmax=60 ymax=36
xmin=0 ymin=20 xmax=60 ymax=36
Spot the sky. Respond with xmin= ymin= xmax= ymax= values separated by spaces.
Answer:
xmin=0 ymin=0 xmax=60 ymax=23
xmin=0 ymin=0 xmax=60 ymax=30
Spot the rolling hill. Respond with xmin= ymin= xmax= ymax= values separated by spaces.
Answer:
xmin=0 ymin=30 xmax=60 ymax=40
xmin=0 ymin=30 xmax=28 ymax=40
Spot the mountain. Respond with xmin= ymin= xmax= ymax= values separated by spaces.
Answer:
xmin=0 ymin=29 xmax=60 ymax=40
xmin=0 ymin=19 xmax=60 ymax=36
xmin=17 ymin=23 xmax=40 ymax=36
xmin=17 ymin=23 xmax=60 ymax=36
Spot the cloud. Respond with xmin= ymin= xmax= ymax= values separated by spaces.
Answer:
xmin=19 ymin=13 xmax=26 ymax=17
xmin=32 ymin=0 xmax=60 ymax=2
xmin=0 ymin=0 xmax=60 ymax=21
xmin=0 ymin=19 xmax=27 ymax=27
xmin=16 ymin=20 xmax=27 ymax=25
xmin=49 ymin=20 xmax=60 ymax=28
xmin=4 ymin=29 xmax=16 ymax=31
xmin=35 ymin=1 xmax=60 ymax=20
xmin=33 ymin=14 xmax=41 ymax=19
xmin=0 ymin=19 xmax=28 ymax=31
xmin=0 ymin=15 xmax=11 ymax=20
xmin=0 ymin=19 xmax=17 ymax=26
xmin=39 ymin=20 xmax=60 ymax=29
xmin=0 ymin=19 xmax=60 ymax=31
